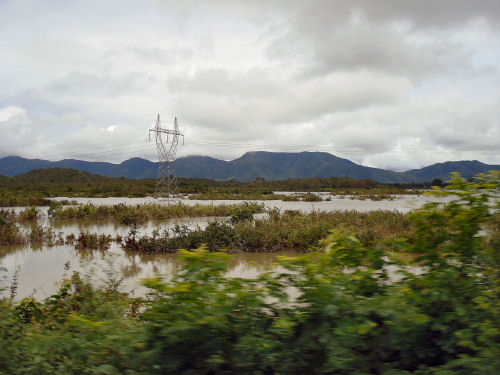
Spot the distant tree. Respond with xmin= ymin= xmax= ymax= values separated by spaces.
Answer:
xmin=431 ymin=178 xmax=442 ymax=187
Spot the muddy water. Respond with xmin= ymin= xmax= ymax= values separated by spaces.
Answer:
xmin=0 ymin=240 xmax=292 ymax=300
xmin=1 ymin=214 xmax=295 ymax=299
xmin=16 ymin=215 xmax=228 ymax=238
xmin=1 ymin=194 xmax=443 ymax=299
xmin=49 ymin=193 xmax=449 ymax=213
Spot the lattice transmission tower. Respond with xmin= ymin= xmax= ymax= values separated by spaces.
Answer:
xmin=149 ymin=114 xmax=184 ymax=203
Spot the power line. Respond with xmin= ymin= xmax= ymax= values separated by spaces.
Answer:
xmin=25 ymin=138 xmax=498 ymax=163
xmin=33 ymin=140 xmax=151 ymax=161
xmin=182 ymin=140 xmax=498 ymax=153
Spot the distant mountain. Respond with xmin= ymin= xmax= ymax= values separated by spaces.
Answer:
xmin=0 ymin=152 xmax=498 ymax=183
xmin=176 ymin=156 xmax=230 ymax=179
xmin=0 ymin=156 xmax=156 ymax=179
xmin=224 ymin=152 xmax=410 ymax=182
xmin=406 ymin=160 xmax=500 ymax=182
xmin=0 ymin=156 xmax=55 ymax=176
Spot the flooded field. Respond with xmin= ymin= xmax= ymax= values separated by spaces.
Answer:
xmin=1 ymin=194 xmax=445 ymax=299
xmin=49 ymin=193 xmax=448 ymax=213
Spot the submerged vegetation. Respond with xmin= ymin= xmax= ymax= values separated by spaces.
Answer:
xmin=48 ymin=201 xmax=264 ymax=220
xmin=0 ymin=173 xmax=499 ymax=374
xmin=0 ymin=212 xmax=25 ymax=245
xmin=122 ymin=209 xmax=413 ymax=253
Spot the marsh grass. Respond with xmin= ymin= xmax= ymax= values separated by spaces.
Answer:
xmin=49 ymin=202 xmax=264 ymax=221
xmin=122 ymin=209 xmax=414 ymax=253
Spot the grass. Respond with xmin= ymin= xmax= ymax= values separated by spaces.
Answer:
xmin=48 ymin=201 xmax=264 ymax=220
xmin=0 ymin=191 xmax=52 ymax=207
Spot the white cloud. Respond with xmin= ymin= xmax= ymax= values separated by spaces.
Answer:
xmin=0 ymin=106 xmax=26 ymax=123
xmin=0 ymin=0 xmax=499 ymax=170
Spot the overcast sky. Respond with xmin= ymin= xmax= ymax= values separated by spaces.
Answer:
xmin=1 ymin=0 xmax=499 ymax=171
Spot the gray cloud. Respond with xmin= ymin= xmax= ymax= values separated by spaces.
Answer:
xmin=0 ymin=0 xmax=498 ymax=170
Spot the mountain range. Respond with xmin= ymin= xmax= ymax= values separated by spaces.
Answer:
xmin=0 ymin=152 xmax=498 ymax=183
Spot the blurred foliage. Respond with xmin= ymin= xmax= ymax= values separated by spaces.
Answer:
xmin=0 ymin=172 xmax=499 ymax=374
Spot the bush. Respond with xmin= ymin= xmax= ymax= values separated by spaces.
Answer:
xmin=300 ymin=192 xmax=323 ymax=201
xmin=0 ymin=215 xmax=25 ymax=245
xmin=17 ymin=206 xmax=40 ymax=221
xmin=71 ymin=230 xmax=113 ymax=251
xmin=229 ymin=202 xmax=256 ymax=224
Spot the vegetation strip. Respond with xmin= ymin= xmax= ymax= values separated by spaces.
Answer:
xmin=0 ymin=167 xmax=428 ymax=205
xmin=47 ymin=201 xmax=264 ymax=220
xmin=120 ymin=209 xmax=413 ymax=253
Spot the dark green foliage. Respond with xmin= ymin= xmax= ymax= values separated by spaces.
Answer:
xmin=230 ymin=202 xmax=257 ymax=223
xmin=122 ymin=222 xmax=237 ymax=253
xmin=431 ymin=178 xmax=443 ymax=187
xmin=0 ymin=271 xmax=144 ymax=374
xmin=0 ymin=168 xmax=156 ymax=199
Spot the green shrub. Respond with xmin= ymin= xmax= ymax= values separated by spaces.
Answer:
xmin=230 ymin=202 xmax=256 ymax=224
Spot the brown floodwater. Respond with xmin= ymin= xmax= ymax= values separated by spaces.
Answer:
xmin=1 ymin=194 xmax=443 ymax=299
xmin=46 ymin=193 xmax=448 ymax=213
xmin=0 ymin=241 xmax=293 ymax=300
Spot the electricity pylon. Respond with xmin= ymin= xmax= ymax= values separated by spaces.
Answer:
xmin=149 ymin=114 xmax=184 ymax=204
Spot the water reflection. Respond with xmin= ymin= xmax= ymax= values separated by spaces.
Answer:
xmin=0 ymin=239 xmax=296 ymax=300
xmin=15 ymin=215 xmax=228 ymax=238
